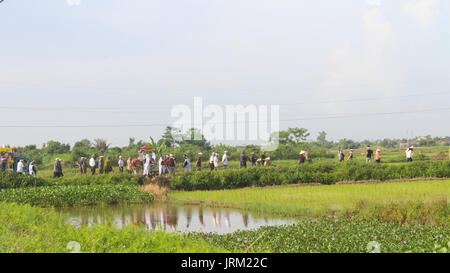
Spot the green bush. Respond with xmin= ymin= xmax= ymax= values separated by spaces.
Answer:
xmin=0 ymin=185 xmax=154 ymax=207
xmin=0 ymin=172 xmax=51 ymax=190
xmin=51 ymin=173 xmax=146 ymax=187
xmin=170 ymin=161 xmax=450 ymax=191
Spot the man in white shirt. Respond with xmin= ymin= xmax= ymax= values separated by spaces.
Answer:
xmin=118 ymin=156 xmax=124 ymax=173
xmin=143 ymin=154 xmax=151 ymax=177
xmin=17 ymin=160 xmax=24 ymax=174
xmin=89 ymin=156 xmax=96 ymax=175
xmin=406 ymin=146 xmax=414 ymax=162
xmin=222 ymin=151 xmax=228 ymax=169
xmin=158 ymin=155 xmax=164 ymax=176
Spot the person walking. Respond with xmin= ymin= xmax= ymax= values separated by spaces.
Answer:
xmin=0 ymin=153 xmax=6 ymax=171
xmin=366 ymin=146 xmax=374 ymax=163
xmin=209 ymin=153 xmax=215 ymax=171
xmin=158 ymin=155 xmax=164 ymax=176
xmin=98 ymin=156 xmax=105 ymax=174
xmin=196 ymin=153 xmax=203 ymax=171
xmin=406 ymin=146 xmax=414 ymax=162
xmin=104 ymin=158 xmax=113 ymax=174
xmin=127 ymin=156 xmax=133 ymax=175
xmin=17 ymin=159 xmax=25 ymax=174
xmin=347 ymin=149 xmax=354 ymax=160
xmin=240 ymin=152 xmax=248 ymax=168
xmin=375 ymin=149 xmax=381 ymax=163
xmin=305 ymin=148 xmax=311 ymax=163
xmin=118 ymin=156 xmax=124 ymax=173
xmin=338 ymin=148 xmax=345 ymax=162
xmin=214 ymin=153 xmax=220 ymax=170
xmin=89 ymin=156 xmax=96 ymax=175
xmin=250 ymin=152 xmax=257 ymax=167
xmin=143 ymin=153 xmax=152 ymax=177
xmin=53 ymin=158 xmax=63 ymax=178
xmin=78 ymin=157 xmax=86 ymax=175
xmin=163 ymin=155 xmax=170 ymax=175
xmin=29 ymin=161 xmax=37 ymax=176
xmin=169 ymin=154 xmax=176 ymax=174
xmin=261 ymin=152 xmax=266 ymax=166
xmin=222 ymin=151 xmax=229 ymax=170
xmin=299 ymin=151 xmax=306 ymax=164
xmin=183 ymin=154 xmax=191 ymax=171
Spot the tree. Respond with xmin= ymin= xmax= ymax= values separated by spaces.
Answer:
xmin=128 ymin=138 xmax=136 ymax=148
xmin=270 ymin=127 xmax=309 ymax=145
xmin=179 ymin=128 xmax=211 ymax=149
xmin=287 ymin=127 xmax=310 ymax=144
xmin=158 ymin=126 xmax=179 ymax=147
xmin=42 ymin=140 xmax=70 ymax=155
xmin=317 ymin=131 xmax=327 ymax=146
xmin=94 ymin=139 xmax=110 ymax=154
xmin=73 ymin=139 xmax=92 ymax=149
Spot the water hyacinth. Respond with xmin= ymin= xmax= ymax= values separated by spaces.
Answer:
xmin=187 ymin=217 xmax=450 ymax=253
xmin=0 ymin=184 xmax=154 ymax=207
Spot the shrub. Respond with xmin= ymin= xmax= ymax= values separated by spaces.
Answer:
xmin=169 ymin=161 xmax=450 ymax=191
xmin=0 ymin=185 xmax=154 ymax=207
xmin=0 ymin=172 xmax=51 ymax=190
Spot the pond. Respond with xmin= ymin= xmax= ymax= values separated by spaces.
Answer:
xmin=58 ymin=203 xmax=297 ymax=234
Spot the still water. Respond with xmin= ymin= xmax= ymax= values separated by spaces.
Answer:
xmin=58 ymin=203 xmax=297 ymax=234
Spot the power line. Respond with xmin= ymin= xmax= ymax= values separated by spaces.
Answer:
xmin=1 ymin=106 xmax=449 ymax=128
xmin=1 ymin=91 xmax=449 ymax=113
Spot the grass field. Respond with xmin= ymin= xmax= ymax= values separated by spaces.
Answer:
xmin=170 ymin=180 xmax=450 ymax=219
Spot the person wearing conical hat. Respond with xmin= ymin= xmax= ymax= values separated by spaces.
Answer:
xmin=375 ymin=149 xmax=381 ymax=163
xmin=196 ymin=152 xmax=203 ymax=171
xmin=299 ymin=150 xmax=306 ymax=164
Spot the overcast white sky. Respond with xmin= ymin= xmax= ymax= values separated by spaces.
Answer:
xmin=1 ymin=0 xmax=449 ymax=147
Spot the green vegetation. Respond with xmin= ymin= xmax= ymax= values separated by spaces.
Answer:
xmin=0 ymin=185 xmax=154 ymax=207
xmin=170 ymin=180 xmax=450 ymax=223
xmin=187 ymin=217 xmax=449 ymax=253
xmin=171 ymin=161 xmax=450 ymax=191
xmin=0 ymin=172 xmax=51 ymax=190
xmin=49 ymin=173 xmax=146 ymax=187
xmin=0 ymin=202 xmax=227 ymax=253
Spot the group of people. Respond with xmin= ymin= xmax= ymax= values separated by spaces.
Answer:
xmin=0 ymin=152 xmax=11 ymax=171
xmin=0 ymin=152 xmax=38 ymax=176
xmin=336 ymin=146 xmax=415 ymax=164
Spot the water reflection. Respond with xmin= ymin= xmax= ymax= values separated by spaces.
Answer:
xmin=58 ymin=203 xmax=296 ymax=234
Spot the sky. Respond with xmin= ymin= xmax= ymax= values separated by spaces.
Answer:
xmin=0 ymin=0 xmax=449 ymax=147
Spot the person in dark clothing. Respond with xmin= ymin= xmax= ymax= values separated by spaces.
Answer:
xmin=53 ymin=158 xmax=63 ymax=178
xmin=366 ymin=146 xmax=373 ymax=163
xmin=250 ymin=152 xmax=257 ymax=167
xmin=261 ymin=152 xmax=266 ymax=166
xmin=240 ymin=152 xmax=248 ymax=168
xmin=338 ymin=149 xmax=345 ymax=162
xmin=98 ymin=156 xmax=105 ymax=174
xmin=169 ymin=154 xmax=176 ymax=173
xmin=299 ymin=151 xmax=306 ymax=164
